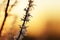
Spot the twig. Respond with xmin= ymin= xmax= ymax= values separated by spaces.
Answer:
xmin=9 ymin=0 xmax=17 ymax=12
xmin=0 ymin=0 xmax=10 ymax=36
xmin=16 ymin=0 xmax=34 ymax=40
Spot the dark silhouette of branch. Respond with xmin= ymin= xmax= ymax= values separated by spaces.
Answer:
xmin=16 ymin=0 xmax=34 ymax=40
xmin=0 ymin=0 xmax=10 ymax=36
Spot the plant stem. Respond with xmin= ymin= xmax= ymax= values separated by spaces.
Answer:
xmin=16 ymin=0 xmax=33 ymax=40
xmin=0 ymin=0 xmax=10 ymax=36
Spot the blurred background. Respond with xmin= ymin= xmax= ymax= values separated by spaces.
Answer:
xmin=0 ymin=0 xmax=60 ymax=40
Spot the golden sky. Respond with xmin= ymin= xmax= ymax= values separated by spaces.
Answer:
xmin=0 ymin=0 xmax=60 ymax=38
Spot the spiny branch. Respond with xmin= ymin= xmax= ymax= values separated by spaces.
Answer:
xmin=0 ymin=0 xmax=10 ymax=36
xmin=16 ymin=0 xmax=34 ymax=40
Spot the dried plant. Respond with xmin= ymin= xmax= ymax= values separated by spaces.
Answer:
xmin=0 ymin=0 xmax=17 ymax=37
xmin=0 ymin=0 xmax=34 ymax=40
xmin=9 ymin=0 xmax=17 ymax=12
xmin=16 ymin=0 xmax=34 ymax=40
xmin=0 ymin=0 xmax=10 ymax=36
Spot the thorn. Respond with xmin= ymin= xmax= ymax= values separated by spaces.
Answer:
xmin=29 ymin=0 xmax=33 ymax=3
xmin=24 ymin=8 xmax=27 ymax=11
xmin=29 ymin=4 xmax=33 ymax=7
xmin=21 ymin=18 xmax=24 ymax=21
xmin=27 ymin=13 xmax=31 ymax=17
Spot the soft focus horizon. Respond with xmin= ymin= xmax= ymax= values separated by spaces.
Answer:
xmin=0 ymin=0 xmax=60 ymax=40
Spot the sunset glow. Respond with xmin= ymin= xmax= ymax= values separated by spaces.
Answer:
xmin=0 ymin=0 xmax=60 ymax=39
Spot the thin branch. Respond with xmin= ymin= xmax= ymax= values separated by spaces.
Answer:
xmin=9 ymin=0 xmax=17 ymax=12
xmin=0 ymin=0 xmax=10 ymax=36
xmin=16 ymin=0 xmax=34 ymax=40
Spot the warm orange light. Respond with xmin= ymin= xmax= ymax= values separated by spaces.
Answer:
xmin=0 ymin=0 xmax=60 ymax=38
